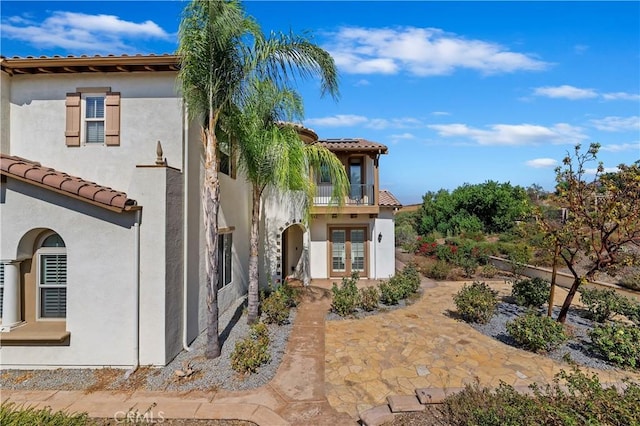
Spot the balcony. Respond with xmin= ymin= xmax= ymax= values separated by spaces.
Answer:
xmin=312 ymin=183 xmax=379 ymax=214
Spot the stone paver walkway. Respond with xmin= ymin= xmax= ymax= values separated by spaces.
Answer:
xmin=1 ymin=286 xmax=354 ymax=426
xmin=324 ymin=277 xmax=640 ymax=419
xmin=3 ymin=262 xmax=639 ymax=424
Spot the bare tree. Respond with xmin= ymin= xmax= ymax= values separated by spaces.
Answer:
xmin=538 ymin=143 xmax=640 ymax=323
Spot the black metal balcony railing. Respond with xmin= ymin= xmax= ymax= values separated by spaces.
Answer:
xmin=314 ymin=184 xmax=375 ymax=206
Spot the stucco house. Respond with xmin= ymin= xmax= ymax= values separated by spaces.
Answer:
xmin=0 ymin=54 xmax=400 ymax=369
xmin=261 ymin=129 xmax=401 ymax=286
xmin=0 ymin=54 xmax=251 ymax=368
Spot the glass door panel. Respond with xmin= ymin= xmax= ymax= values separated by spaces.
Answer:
xmin=349 ymin=158 xmax=363 ymax=202
xmin=331 ymin=230 xmax=346 ymax=274
xmin=350 ymin=229 xmax=365 ymax=272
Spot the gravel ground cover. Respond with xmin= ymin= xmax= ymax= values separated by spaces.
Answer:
xmin=0 ymin=297 xmax=296 ymax=392
xmin=470 ymin=300 xmax=618 ymax=371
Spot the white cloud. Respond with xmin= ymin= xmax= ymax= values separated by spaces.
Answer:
xmin=305 ymin=114 xmax=369 ymax=127
xmin=354 ymin=79 xmax=370 ymax=86
xmin=590 ymin=116 xmax=640 ymax=132
xmin=305 ymin=115 xmax=423 ymax=129
xmin=389 ymin=133 xmax=416 ymax=145
xmin=390 ymin=133 xmax=415 ymax=140
xmin=526 ymin=158 xmax=559 ymax=168
xmin=533 ymin=85 xmax=598 ymax=100
xmin=532 ymin=86 xmax=639 ymax=102
xmin=428 ymin=122 xmax=587 ymax=146
xmin=431 ymin=111 xmax=451 ymax=116
xmin=599 ymin=143 xmax=640 ymax=153
xmin=325 ymin=26 xmax=549 ymax=76
xmin=1 ymin=11 xmax=171 ymax=54
xmin=602 ymin=92 xmax=640 ymax=101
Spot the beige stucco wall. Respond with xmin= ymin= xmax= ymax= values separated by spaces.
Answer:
xmin=2 ymin=69 xmax=255 ymax=366
xmin=0 ymin=179 xmax=138 ymax=367
xmin=261 ymin=187 xmax=308 ymax=285
xmin=184 ymin=122 xmax=252 ymax=340
xmin=0 ymin=71 xmax=10 ymax=153
xmin=309 ymin=213 xmax=396 ymax=279
xmin=7 ymin=72 xmax=183 ymax=190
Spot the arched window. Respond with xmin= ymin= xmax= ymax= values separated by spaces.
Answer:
xmin=37 ymin=233 xmax=67 ymax=319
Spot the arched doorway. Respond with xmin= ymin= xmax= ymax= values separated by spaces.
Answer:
xmin=281 ymin=224 xmax=304 ymax=280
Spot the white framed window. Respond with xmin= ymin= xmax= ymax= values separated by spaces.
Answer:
xmin=83 ymin=94 xmax=105 ymax=144
xmin=66 ymin=90 xmax=120 ymax=147
xmin=217 ymin=232 xmax=232 ymax=290
xmin=36 ymin=233 xmax=67 ymax=319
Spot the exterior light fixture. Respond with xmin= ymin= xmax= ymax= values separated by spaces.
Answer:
xmin=378 ymin=232 xmax=383 ymax=243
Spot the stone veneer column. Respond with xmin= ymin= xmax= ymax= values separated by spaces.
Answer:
xmin=1 ymin=260 xmax=22 ymax=329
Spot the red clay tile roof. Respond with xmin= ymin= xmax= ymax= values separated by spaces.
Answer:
xmin=315 ymin=138 xmax=388 ymax=153
xmin=379 ymin=190 xmax=402 ymax=207
xmin=1 ymin=154 xmax=137 ymax=212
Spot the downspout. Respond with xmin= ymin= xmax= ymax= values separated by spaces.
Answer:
xmin=182 ymin=102 xmax=193 ymax=352
xmin=126 ymin=208 xmax=141 ymax=377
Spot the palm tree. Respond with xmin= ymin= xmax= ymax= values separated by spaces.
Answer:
xmin=227 ymin=79 xmax=349 ymax=324
xmin=177 ymin=0 xmax=339 ymax=358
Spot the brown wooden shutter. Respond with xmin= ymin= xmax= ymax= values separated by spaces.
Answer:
xmin=65 ymin=93 xmax=81 ymax=147
xmin=105 ymin=92 xmax=121 ymax=146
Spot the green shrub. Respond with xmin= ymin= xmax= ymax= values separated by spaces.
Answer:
xmin=279 ymin=280 xmax=300 ymax=307
xmin=621 ymin=300 xmax=640 ymax=325
xmin=261 ymin=290 xmax=290 ymax=325
xmin=453 ymin=281 xmax=498 ymax=324
xmin=498 ymin=242 xmax=532 ymax=275
xmin=331 ymin=272 xmax=360 ymax=316
xmin=480 ymin=264 xmax=498 ymax=278
xmin=425 ymin=260 xmax=452 ymax=280
xmin=378 ymin=264 xmax=422 ymax=305
xmin=231 ymin=322 xmax=271 ymax=374
xmin=0 ymin=402 xmax=90 ymax=426
xmin=443 ymin=368 xmax=640 ymax=426
xmin=436 ymin=244 xmax=459 ymax=263
xmin=398 ymin=263 xmax=421 ymax=296
xmin=580 ymin=287 xmax=629 ymax=323
xmin=506 ymin=311 xmax=567 ymax=352
xmin=396 ymin=222 xmax=417 ymax=249
xmin=589 ymin=322 xmax=640 ymax=369
xmin=458 ymin=256 xmax=478 ymax=278
xmin=461 ymin=230 xmax=485 ymax=242
xmin=511 ymin=277 xmax=550 ymax=308
xmin=359 ymin=286 xmax=380 ymax=311
xmin=379 ymin=279 xmax=405 ymax=305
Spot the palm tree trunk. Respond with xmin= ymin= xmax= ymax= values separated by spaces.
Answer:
xmin=556 ymin=277 xmax=581 ymax=324
xmin=204 ymin=128 xmax=221 ymax=359
xmin=247 ymin=185 xmax=261 ymax=324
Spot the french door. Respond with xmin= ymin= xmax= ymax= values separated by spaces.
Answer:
xmin=330 ymin=227 xmax=367 ymax=277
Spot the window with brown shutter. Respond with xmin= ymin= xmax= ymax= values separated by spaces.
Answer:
xmin=65 ymin=93 xmax=81 ymax=147
xmin=65 ymin=88 xmax=120 ymax=147
xmin=105 ymin=92 xmax=120 ymax=146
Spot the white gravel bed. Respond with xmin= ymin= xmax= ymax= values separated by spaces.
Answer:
xmin=0 ymin=297 xmax=296 ymax=392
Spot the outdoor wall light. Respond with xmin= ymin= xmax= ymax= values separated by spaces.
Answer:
xmin=378 ymin=232 xmax=383 ymax=243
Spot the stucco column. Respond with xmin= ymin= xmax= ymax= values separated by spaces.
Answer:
xmin=1 ymin=260 xmax=22 ymax=329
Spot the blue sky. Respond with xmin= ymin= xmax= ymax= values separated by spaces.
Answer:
xmin=1 ymin=1 xmax=639 ymax=204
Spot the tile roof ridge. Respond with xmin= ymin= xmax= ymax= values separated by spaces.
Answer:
xmin=0 ymin=153 xmax=137 ymax=211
